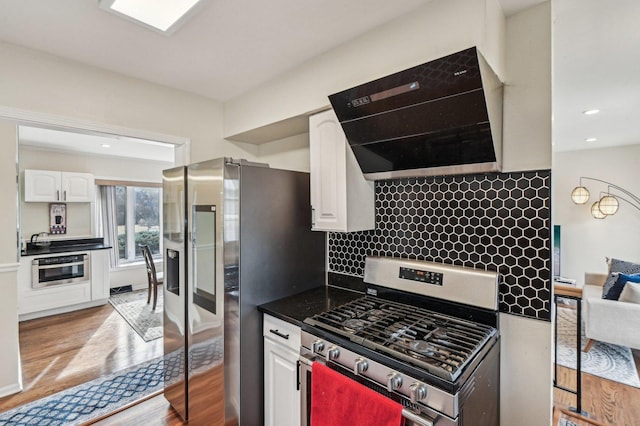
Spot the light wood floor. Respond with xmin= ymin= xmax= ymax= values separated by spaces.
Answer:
xmin=0 ymin=302 xmax=163 ymax=413
xmin=91 ymin=392 xmax=183 ymax=425
xmin=553 ymin=352 xmax=640 ymax=426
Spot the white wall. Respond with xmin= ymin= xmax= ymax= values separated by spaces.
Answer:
xmin=553 ymin=144 xmax=640 ymax=285
xmin=500 ymin=313 xmax=552 ymax=425
xmin=502 ymin=2 xmax=552 ymax=173
xmin=19 ymin=147 xmax=173 ymax=182
xmin=223 ymin=0 xmax=549 ymax=173
xmin=224 ymin=0 xmax=506 ymax=141
xmin=257 ymin=133 xmax=310 ymax=173
xmin=0 ymin=40 xmax=256 ymax=164
xmin=18 ymin=146 xmax=172 ymax=239
xmin=500 ymin=4 xmax=552 ymax=425
xmin=0 ymin=121 xmax=22 ymax=398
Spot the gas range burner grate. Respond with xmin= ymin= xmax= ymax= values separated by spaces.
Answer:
xmin=304 ymin=295 xmax=497 ymax=381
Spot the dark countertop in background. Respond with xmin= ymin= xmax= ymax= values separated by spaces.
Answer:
xmin=258 ymin=286 xmax=363 ymax=326
xmin=22 ymin=237 xmax=112 ymax=256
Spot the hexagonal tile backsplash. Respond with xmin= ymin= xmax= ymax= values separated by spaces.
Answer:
xmin=328 ymin=170 xmax=551 ymax=321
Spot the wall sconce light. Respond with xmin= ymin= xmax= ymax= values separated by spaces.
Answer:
xmin=570 ymin=186 xmax=590 ymax=204
xmin=590 ymin=201 xmax=606 ymax=219
xmin=571 ymin=177 xmax=640 ymax=219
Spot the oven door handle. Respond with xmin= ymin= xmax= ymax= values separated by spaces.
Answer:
xmin=35 ymin=261 xmax=86 ymax=269
xmin=299 ymin=353 xmax=314 ymax=426
xmin=402 ymin=409 xmax=434 ymax=426
xmin=299 ymin=352 xmax=434 ymax=426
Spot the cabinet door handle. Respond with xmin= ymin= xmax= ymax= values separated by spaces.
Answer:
xmin=296 ymin=360 xmax=301 ymax=391
xmin=56 ymin=190 xmax=60 ymax=201
xmin=269 ymin=329 xmax=289 ymax=340
xmin=311 ymin=207 xmax=315 ymax=227
xmin=63 ymin=190 xmax=67 ymax=201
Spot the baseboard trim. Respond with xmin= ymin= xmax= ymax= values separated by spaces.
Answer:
xmin=0 ymin=382 xmax=23 ymax=399
xmin=18 ymin=299 xmax=108 ymax=322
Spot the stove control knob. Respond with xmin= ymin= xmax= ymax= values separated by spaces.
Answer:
xmin=325 ymin=346 xmax=340 ymax=361
xmin=409 ymin=382 xmax=427 ymax=403
xmin=311 ymin=340 xmax=325 ymax=354
xmin=386 ymin=372 xmax=403 ymax=392
xmin=353 ymin=357 xmax=368 ymax=376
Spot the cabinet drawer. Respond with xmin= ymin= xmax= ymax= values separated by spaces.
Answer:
xmin=263 ymin=314 xmax=301 ymax=352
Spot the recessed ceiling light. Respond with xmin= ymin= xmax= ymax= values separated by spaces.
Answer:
xmin=585 ymin=138 xmax=597 ymax=142
xmin=583 ymin=109 xmax=600 ymax=115
xmin=101 ymin=144 xmax=111 ymax=148
xmin=98 ymin=0 xmax=205 ymax=34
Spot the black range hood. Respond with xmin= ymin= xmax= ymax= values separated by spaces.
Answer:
xmin=328 ymin=47 xmax=503 ymax=180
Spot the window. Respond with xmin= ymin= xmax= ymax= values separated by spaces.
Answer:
xmin=115 ymin=185 xmax=162 ymax=262
xmin=98 ymin=182 xmax=162 ymax=267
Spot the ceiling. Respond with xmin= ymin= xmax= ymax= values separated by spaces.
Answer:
xmin=0 ymin=0 xmax=542 ymax=102
xmin=553 ymin=0 xmax=640 ymax=152
xmin=2 ymin=0 xmax=634 ymax=156
xmin=19 ymin=125 xmax=175 ymax=162
xmin=0 ymin=0 xmax=436 ymax=102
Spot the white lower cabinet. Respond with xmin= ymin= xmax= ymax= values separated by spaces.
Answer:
xmin=17 ymin=250 xmax=110 ymax=320
xmin=90 ymin=250 xmax=110 ymax=301
xmin=263 ymin=314 xmax=301 ymax=426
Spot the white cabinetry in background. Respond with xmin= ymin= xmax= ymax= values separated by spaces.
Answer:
xmin=309 ymin=109 xmax=374 ymax=232
xmin=263 ymin=314 xmax=301 ymax=426
xmin=17 ymin=250 xmax=110 ymax=321
xmin=90 ymin=250 xmax=110 ymax=301
xmin=24 ymin=170 xmax=94 ymax=202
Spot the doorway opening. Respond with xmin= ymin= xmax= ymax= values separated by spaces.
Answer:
xmin=0 ymin=121 xmax=186 ymax=422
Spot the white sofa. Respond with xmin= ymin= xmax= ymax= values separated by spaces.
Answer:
xmin=583 ymin=272 xmax=640 ymax=351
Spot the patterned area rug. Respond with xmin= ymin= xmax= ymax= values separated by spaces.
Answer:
xmin=0 ymin=338 xmax=224 ymax=426
xmin=109 ymin=289 xmax=163 ymax=342
xmin=0 ymin=356 xmax=163 ymax=425
xmin=556 ymin=306 xmax=640 ymax=388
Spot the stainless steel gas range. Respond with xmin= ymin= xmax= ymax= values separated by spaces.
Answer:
xmin=299 ymin=256 xmax=500 ymax=426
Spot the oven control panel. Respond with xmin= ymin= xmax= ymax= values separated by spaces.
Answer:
xmin=399 ymin=267 xmax=443 ymax=286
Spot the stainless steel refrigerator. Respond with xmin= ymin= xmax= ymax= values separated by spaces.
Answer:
xmin=162 ymin=158 xmax=325 ymax=425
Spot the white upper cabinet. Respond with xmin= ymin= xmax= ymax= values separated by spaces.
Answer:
xmin=24 ymin=170 xmax=94 ymax=203
xmin=309 ymin=109 xmax=374 ymax=232
xmin=62 ymin=172 xmax=95 ymax=202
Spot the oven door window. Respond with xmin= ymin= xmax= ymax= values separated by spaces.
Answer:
xmin=34 ymin=254 xmax=88 ymax=288
xmin=39 ymin=263 xmax=85 ymax=283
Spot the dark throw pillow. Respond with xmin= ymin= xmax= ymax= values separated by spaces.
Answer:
xmin=603 ymin=273 xmax=640 ymax=300
xmin=601 ymin=258 xmax=640 ymax=299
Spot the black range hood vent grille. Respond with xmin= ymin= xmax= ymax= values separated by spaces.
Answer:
xmin=328 ymin=47 xmax=503 ymax=180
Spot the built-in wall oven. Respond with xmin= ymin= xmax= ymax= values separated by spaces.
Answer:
xmin=299 ymin=256 xmax=500 ymax=426
xmin=31 ymin=253 xmax=90 ymax=289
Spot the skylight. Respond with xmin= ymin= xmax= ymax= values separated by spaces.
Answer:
xmin=99 ymin=0 xmax=203 ymax=34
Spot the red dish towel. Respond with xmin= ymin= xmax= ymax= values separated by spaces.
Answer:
xmin=310 ymin=361 xmax=404 ymax=426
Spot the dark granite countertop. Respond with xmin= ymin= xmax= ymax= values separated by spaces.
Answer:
xmin=22 ymin=237 xmax=112 ymax=256
xmin=258 ymin=286 xmax=363 ymax=326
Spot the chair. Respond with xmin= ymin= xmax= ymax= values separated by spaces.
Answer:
xmin=141 ymin=245 xmax=160 ymax=311
xmin=583 ymin=272 xmax=640 ymax=351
